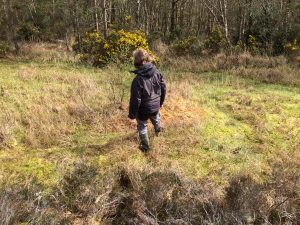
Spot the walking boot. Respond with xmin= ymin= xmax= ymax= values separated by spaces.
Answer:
xmin=139 ymin=133 xmax=150 ymax=152
xmin=155 ymin=127 xmax=163 ymax=136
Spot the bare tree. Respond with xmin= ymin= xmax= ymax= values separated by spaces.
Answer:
xmin=102 ymin=0 xmax=108 ymax=38
xmin=202 ymin=0 xmax=230 ymax=43
xmin=94 ymin=0 xmax=99 ymax=32
xmin=0 ymin=0 xmax=298 ymax=55
xmin=69 ymin=0 xmax=81 ymax=50
xmin=3 ymin=0 xmax=20 ymax=53
xmin=170 ymin=0 xmax=180 ymax=35
xmin=136 ymin=0 xmax=142 ymax=29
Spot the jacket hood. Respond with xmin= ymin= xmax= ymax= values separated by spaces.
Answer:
xmin=132 ymin=62 xmax=157 ymax=77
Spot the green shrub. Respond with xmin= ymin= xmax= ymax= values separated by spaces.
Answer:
xmin=204 ymin=27 xmax=227 ymax=53
xmin=246 ymin=35 xmax=263 ymax=55
xmin=171 ymin=30 xmax=228 ymax=56
xmin=73 ymin=29 xmax=156 ymax=66
xmin=171 ymin=37 xmax=204 ymax=55
xmin=284 ymin=39 xmax=300 ymax=63
xmin=285 ymin=39 xmax=299 ymax=55
xmin=17 ymin=23 xmax=40 ymax=41
xmin=0 ymin=41 xmax=10 ymax=58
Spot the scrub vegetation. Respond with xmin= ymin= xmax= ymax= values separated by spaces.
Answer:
xmin=0 ymin=44 xmax=299 ymax=224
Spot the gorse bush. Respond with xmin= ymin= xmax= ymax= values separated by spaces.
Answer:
xmin=171 ymin=37 xmax=204 ymax=55
xmin=73 ymin=29 xmax=156 ymax=66
xmin=204 ymin=26 xmax=227 ymax=53
xmin=171 ymin=27 xmax=227 ymax=56
xmin=247 ymin=35 xmax=262 ymax=55
xmin=285 ymin=39 xmax=300 ymax=62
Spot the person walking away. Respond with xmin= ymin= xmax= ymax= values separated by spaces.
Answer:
xmin=128 ymin=49 xmax=166 ymax=152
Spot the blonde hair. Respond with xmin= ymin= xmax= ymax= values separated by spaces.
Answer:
xmin=133 ymin=48 xmax=152 ymax=67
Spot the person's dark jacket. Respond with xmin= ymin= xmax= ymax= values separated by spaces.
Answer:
xmin=128 ymin=62 xmax=166 ymax=120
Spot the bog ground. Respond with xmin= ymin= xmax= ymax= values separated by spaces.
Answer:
xmin=0 ymin=52 xmax=299 ymax=224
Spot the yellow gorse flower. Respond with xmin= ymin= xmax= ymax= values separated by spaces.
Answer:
xmin=77 ymin=29 xmax=156 ymax=66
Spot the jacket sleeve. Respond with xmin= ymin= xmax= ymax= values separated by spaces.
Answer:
xmin=128 ymin=77 xmax=142 ymax=119
xmin=160 ymin=74 xmax=166 ymax=107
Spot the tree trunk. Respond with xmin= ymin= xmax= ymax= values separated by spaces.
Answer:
xmin=4 ymin=0 xmax=20 ymax=53
xmin=94 ymin=0 xmax=99 ymax=32
xmin=136 ymin=0 xmax=142 ymax=29
xmin=75 ymin=1 xmax=81 ymax=50
xmin=69 ymin=0 xmax=81 ymax=51
xmin=2 ymin=0 xmax=10 ymax=41
xmin=111 ymin=0 xmax=116 ymax=24
xmin=218 ymin=0 xmax=229 ymax=44
xmin=170 ymin=0 xmax=177 ymax=34
xmin=65 ymin=30 xmax=71 ymax=52
xmin=102 ymin=0 xmax=108 ymax=39
xmin=144 ymin=0 xmax=149 ymax=34
xmin=223 ymin=0 xmax=229 ymax=43
xmin=52 ymin=0 xmax=55 ymax=20
xmin=238 ymin=0 xmax=246 ymax=43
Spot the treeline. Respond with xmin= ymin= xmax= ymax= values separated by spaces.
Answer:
xmin=0 ymin=0 xmax=299 ymax=55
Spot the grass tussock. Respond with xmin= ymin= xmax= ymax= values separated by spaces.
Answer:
xmin=1 ymin=159 xmax=299 ymax=224
xmin=0 ymin=113 xmax=15 ymax=148
xmin=6 ymin=42 xmax=76 ymax=63
xmin=235 ymin=66 xmax=300 ymax=85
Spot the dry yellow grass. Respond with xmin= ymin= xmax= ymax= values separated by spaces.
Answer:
xmin=164 ymin=52 xmax=300 ymax=86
